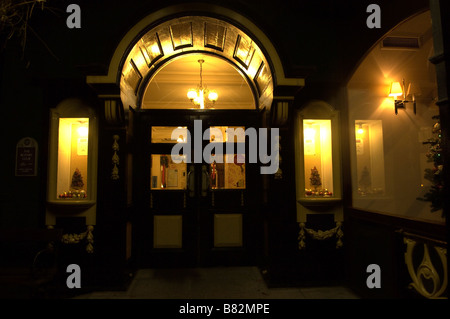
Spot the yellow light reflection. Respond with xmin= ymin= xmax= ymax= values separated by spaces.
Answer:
xmin=150 ymin=44 xmax=161 ymax=55
xmin=389 ymin=82 xmax=403 ymax=97
xmin=356 ymin=124 xmax=364 ymax=135
xmin=304 ymin=126 xmax=316 ymax=142
xmin=77 ymin=126 xmax=89 ymax=137
xmin=303 ymin=119 xmax=333 ymax=195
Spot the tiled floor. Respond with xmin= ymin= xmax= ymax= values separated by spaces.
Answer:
xmin=73 ymin=266 xmax=360 ymax=299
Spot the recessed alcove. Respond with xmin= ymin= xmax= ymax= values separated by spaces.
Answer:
xmin=294 ymin=100 xmax=343 ymax=249
xmin=46 ymin=99 xmax=98 ymax=226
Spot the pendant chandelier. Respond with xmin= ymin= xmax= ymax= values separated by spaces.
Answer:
xmin=187 ymin=59 xmax=218 ymax=109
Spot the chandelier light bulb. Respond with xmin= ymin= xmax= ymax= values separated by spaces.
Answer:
xmin=187 ymin=59 xmax=218 ymax=108
xmin=208 ymin=91 xmax=218 ymax=102
xmin=187 ymin=89 xmax=197 ymax=101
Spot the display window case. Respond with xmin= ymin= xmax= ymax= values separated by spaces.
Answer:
xmin=295 ymin=101 xmax=342 ymax=205
xmin=46 ymin=99 xmax=98 ymax=227
xmin=354 ymin=120 xmax=385 ymax=196
xmin=294 ymin=101 xmax=343 ymax=249
xmin=303 ymin=119 xmax=333 ymax=197
xmin=56 ymin=118 xmax=89 ymax=199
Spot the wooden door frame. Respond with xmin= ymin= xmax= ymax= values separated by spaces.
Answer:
xmin=132 ymin=108 xmax=265 ymax=268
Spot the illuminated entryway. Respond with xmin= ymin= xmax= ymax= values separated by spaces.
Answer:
xmin=142 ymin=53 xmax=255 ymax=110
xmin=119 ymin=15 xmax=275 ymax=111
xmin=87 ymin=4 xmax=305 ymax=114
xmin=86 ymin=4 xmax=305 ymax=267
xmin=134 ymin=110 xmax=262 ymax=267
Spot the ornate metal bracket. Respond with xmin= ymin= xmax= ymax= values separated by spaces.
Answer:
xmin=61 ymin=225 xmax=94 ymax=254
xmin=298 ymin=221 xmax=343 ymax=250
xmin=402 ymin=231 xmax=447 ymax=299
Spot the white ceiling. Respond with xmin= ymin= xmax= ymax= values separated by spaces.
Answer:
xmin=142 ymin=54 xmax=256 ymax=109
xmin=348 ymin=11 xmax=437 ymax=102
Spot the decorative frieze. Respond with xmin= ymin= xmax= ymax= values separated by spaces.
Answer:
xmin=298 ymin=221 xmax=343 ymax=250
xmin=60 ymin=225 xmax=95 ymax=254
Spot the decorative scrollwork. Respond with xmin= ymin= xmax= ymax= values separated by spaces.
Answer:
xmin=61 ymin=225 xmax=94 ymax=253
xmin=111 ymin=135 xmax=120 ymax=180
xmin=403 ymin=233 xmax=447 ymax=299
xmin=298 ymin=221 xmax=343 ymax=249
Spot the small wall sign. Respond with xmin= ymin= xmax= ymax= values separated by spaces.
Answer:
xmin=15 ymin=137 xmax=38 ymax=176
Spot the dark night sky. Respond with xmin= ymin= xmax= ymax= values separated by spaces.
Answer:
xmin=2 ymin=0 xmax=430 ymax=86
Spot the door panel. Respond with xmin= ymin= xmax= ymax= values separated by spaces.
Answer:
xmin=135 ymin=110 xmax=262 ymax=267
xmin=214 ymin=213 xmax=243 ymax=247
xmin=153 ymin=215 xmax=183 ymax=248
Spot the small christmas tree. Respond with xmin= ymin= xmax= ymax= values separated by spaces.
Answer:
xmin=309 ymin=166 xmax=322 ymax=191
xmin=71 ymin=168 xmax=84 ymax=190
xmin=417 ymin=115 xmax=444 ymax=217
xmin=359 ymin=166 xmax=372 ymax=194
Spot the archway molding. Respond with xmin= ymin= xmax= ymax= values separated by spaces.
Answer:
xmin=86 ymin=3 xmax=304 ymax=113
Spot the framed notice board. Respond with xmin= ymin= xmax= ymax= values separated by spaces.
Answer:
xmin=15 ymin=137 xmax=38 ymax=176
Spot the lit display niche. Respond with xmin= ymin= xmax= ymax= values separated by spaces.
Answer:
xmin=303 ymin=120 xmax=333 ymax=197
xmin=57 ymin=118 xmax=89 ymax=199
xmin=295 ymin=101 xmax=342 ymax=204
xmin=46 ymin=99 xmax=98 ymax=227
xmin=295 ymin=101 xmax=343 ymax=250
xmin=354 ymin=120 xmax=385 ymax=197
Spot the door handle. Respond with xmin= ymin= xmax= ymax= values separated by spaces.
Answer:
xmin=201 ymin=165 xmax=210 ymax=197
xmin=187 ymin=166 xmax=195 ymax=198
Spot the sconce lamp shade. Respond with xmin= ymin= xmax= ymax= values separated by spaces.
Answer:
xmin=389 ymin=82 xmax=403 ymax=97
xmin=389 ymin=80 xmax=418 ymax=115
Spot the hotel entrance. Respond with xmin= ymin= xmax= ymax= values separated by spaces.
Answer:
xmin=134 ymin=109 xmax=263 ymax=267
xmin=85 ymin=10 xmax=304 ymax=273
xmin=126 ymin=49 xmax=273 ymax=268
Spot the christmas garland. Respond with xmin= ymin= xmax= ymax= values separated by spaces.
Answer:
xmin=61 ymin=226 xmax=94 ymax=253
xmin=298 ymin=222 xmax=343 ymax=249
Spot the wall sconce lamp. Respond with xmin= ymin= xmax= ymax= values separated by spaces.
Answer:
xmin=389 ymin=79 xmax=419 ymax=115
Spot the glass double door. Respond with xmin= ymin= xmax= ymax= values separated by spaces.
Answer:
xmin=135 ymin=110 xmax=262 ymax=267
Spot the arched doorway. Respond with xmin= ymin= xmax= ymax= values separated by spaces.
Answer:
xmin=119 ymin=14 xmax=274 ymax=111
xmin=86 ymin=4 xmax=304 ymax=268
xmin=86 ymin=4 xmax=305 ymax=115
